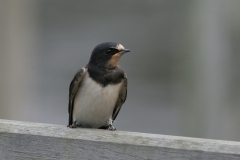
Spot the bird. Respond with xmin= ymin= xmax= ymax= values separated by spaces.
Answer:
xmin=68 ymin=42 xmax=130 ymax=131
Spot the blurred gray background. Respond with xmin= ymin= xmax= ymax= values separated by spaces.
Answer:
xmin=1 ymin=0 xmax=240 ymax=141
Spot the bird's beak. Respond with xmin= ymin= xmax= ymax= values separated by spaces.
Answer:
xmin=120 ymin=49 xmax=131 ymax=53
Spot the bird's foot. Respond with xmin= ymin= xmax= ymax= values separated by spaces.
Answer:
xmin=107 ymin=119 xmax=116 ymax=131
xmin=67 ymin=121 xmax=78 ymax=128
xmin=108 ymin=125 xmax=116 ymax=131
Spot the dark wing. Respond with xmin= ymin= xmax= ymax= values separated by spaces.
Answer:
xmin=68 ymin=67 xmax=87 ymax=126
xmin=112 ymin=73 xmax=127 ymax=120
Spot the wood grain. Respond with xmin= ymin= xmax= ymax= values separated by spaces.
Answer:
xmin=0 ymin=119 xmax=240 ymax=160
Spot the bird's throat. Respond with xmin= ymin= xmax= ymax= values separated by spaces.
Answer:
xmin=106 ymin=53 xmax=123 ymax=68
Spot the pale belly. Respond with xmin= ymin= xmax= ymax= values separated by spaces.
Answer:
xmin=73 ymin=73 xmax=122 ymax=128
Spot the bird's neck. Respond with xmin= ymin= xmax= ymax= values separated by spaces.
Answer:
xmin=87 ymin=64 xmax=124 ymax=87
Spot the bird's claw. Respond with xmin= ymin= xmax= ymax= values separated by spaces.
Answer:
xmin=67 ymin=121 xmax=78 ymax=128
xmin=108 ymin=125 xmax=116 ymax=131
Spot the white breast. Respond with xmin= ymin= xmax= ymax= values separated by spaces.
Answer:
xmin=73 ymin=73 xmax=123 ymax=128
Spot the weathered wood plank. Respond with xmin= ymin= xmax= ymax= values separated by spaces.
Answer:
xmin=0 ymin=119 xmax=240 ymax=160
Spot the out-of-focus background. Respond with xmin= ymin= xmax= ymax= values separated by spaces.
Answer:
xmin=1 ymin=0 xmax=240 ymax=141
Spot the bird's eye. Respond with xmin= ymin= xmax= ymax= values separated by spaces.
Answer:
xmin=105 ymin=49 xmax=112 ymax=54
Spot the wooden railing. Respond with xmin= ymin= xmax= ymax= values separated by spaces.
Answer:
xmin=0 ymin=119 xmax=240 ymax=160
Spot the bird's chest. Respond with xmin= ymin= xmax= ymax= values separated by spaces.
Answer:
xmin=78 ymin=73 xmax=122 ymax=103
xmin=73 ymin=73 xmax=122 ymax=127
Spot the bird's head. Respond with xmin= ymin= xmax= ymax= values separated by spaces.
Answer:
xmin=88 ymin=42 xmax=130 ymax=69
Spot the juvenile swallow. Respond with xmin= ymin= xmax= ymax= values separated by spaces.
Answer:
xmin=68 ymin=42 xmax=130 ymax=130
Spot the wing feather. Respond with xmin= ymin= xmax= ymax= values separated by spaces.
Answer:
xmin=112 ymin=73 xmax=127 ymax=120
xmin=68 ymin=67 xmax=87 ymax=125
